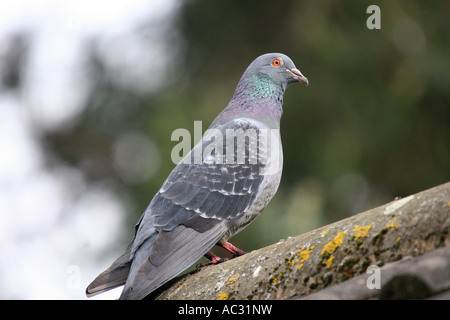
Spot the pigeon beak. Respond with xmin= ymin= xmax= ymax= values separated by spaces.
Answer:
xmin=288 ymin=68 xmax=309 ymax=86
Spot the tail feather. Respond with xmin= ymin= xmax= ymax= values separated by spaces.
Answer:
xmin=86 ymin=243 xmax=132 ymax=297
xmin=119 ymin=221 xmax=227 ymax=300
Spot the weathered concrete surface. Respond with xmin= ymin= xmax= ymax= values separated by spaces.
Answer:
xmin=151 ymin=182 xmax=450 ymax=300
xmin=300 ymin=245 xmax=450 ymax=300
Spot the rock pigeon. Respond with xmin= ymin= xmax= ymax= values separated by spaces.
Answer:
xmin=86 ymin=53 xmax=308 ymax=300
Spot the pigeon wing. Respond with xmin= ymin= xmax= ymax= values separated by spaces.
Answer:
xmin=121 ymin=118 xmax=273 ymax=299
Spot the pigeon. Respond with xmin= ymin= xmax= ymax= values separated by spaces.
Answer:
xmin=86 ymin=53 xmax=308 ymax=300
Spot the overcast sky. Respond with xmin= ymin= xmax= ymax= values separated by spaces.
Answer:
xmin=0 ymin=0 xmax=179 ymax=299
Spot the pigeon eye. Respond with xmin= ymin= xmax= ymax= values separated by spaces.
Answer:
xmin=272 ymin=58 xmax=282 ymax=67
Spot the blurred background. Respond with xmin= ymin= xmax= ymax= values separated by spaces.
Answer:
xmin=0 ymin=0 xmax=448 ymax=299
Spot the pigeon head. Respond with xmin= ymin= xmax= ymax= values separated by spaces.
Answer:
xmin=243 ymin=53 xmax=309 ymax=88
xmin=213 ymin=53 xmax=308 ymax=128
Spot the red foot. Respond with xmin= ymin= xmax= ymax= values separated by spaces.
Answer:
xmin=218 ymin=241 xmax=246 ymax=257
xmin=196 ymin=242 xmax=247 ymax=269
xmin=196 ymin=251 xmax=229 ymax=268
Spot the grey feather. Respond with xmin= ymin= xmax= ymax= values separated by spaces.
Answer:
xmin=85 ymin=243 xmax=132 ymax=297
xmin=120 ymin=222 xmax=227 ymax=300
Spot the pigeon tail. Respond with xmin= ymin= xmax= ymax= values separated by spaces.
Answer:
xmin=119 ymin=222 xmax=228 ymax=300
xmin=85 ymin=242 xmax=133 ymax=297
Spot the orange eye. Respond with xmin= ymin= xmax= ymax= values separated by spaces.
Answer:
xmin=272 ymin=58 xmax=282 ymax=67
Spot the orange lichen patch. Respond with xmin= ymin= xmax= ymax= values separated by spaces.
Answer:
xmin=295 ymin=246 xmax=314 ymax=270
xmin=217 ymin=292 xmax=229 ymax=300
xmin=385 ymin=217 xmax=400 ymax=231
xmin=286 ymin=258 xmax=298 ymax=267
xmin=321 ymin=231 xmax=347 ymax=255
xmin=300 ymin=246 xmax=313 ymax=262
xmin=353 ymin=222 xmax=375 ymax=239
xmin=226 ymin=274 xmax=239 ymax=288
xmin=325 ymin=256 xmax=335 ymax=268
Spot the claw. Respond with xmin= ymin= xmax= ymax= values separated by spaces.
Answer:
xmin=196 ymin=242 xmax=247 ymax=269
xmin=196 ymin=251 xmax=229 ymax=268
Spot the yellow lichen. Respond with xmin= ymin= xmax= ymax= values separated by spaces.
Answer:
xmin=287 ymin=257 xmax=300 ymax=267
xmin=353 ymin=222 xmax=375 ymax=239
xmin=385 ymin=217 xmax=400 ymax=231
xmin=320 ymin=229 xmax=330 ymax=237
xmin=217 ymin=292 xmax=229 ymax=300
xmin=395 ymin=236 xmax=402 ymax=244
xmin=294 ymin=246 xmax=314 ymax=270
xmin=226 ymin=274 xmax=239 ymax=288
xmin=165 ymin=283 xmax=184 ymax=299
xmin=325 ymin=256 xmax=334 ymax=268
xmin=321 ymin=231 xmax=347 ymax=255
xmin=299 ymin=246 xmax=313 ymax=263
